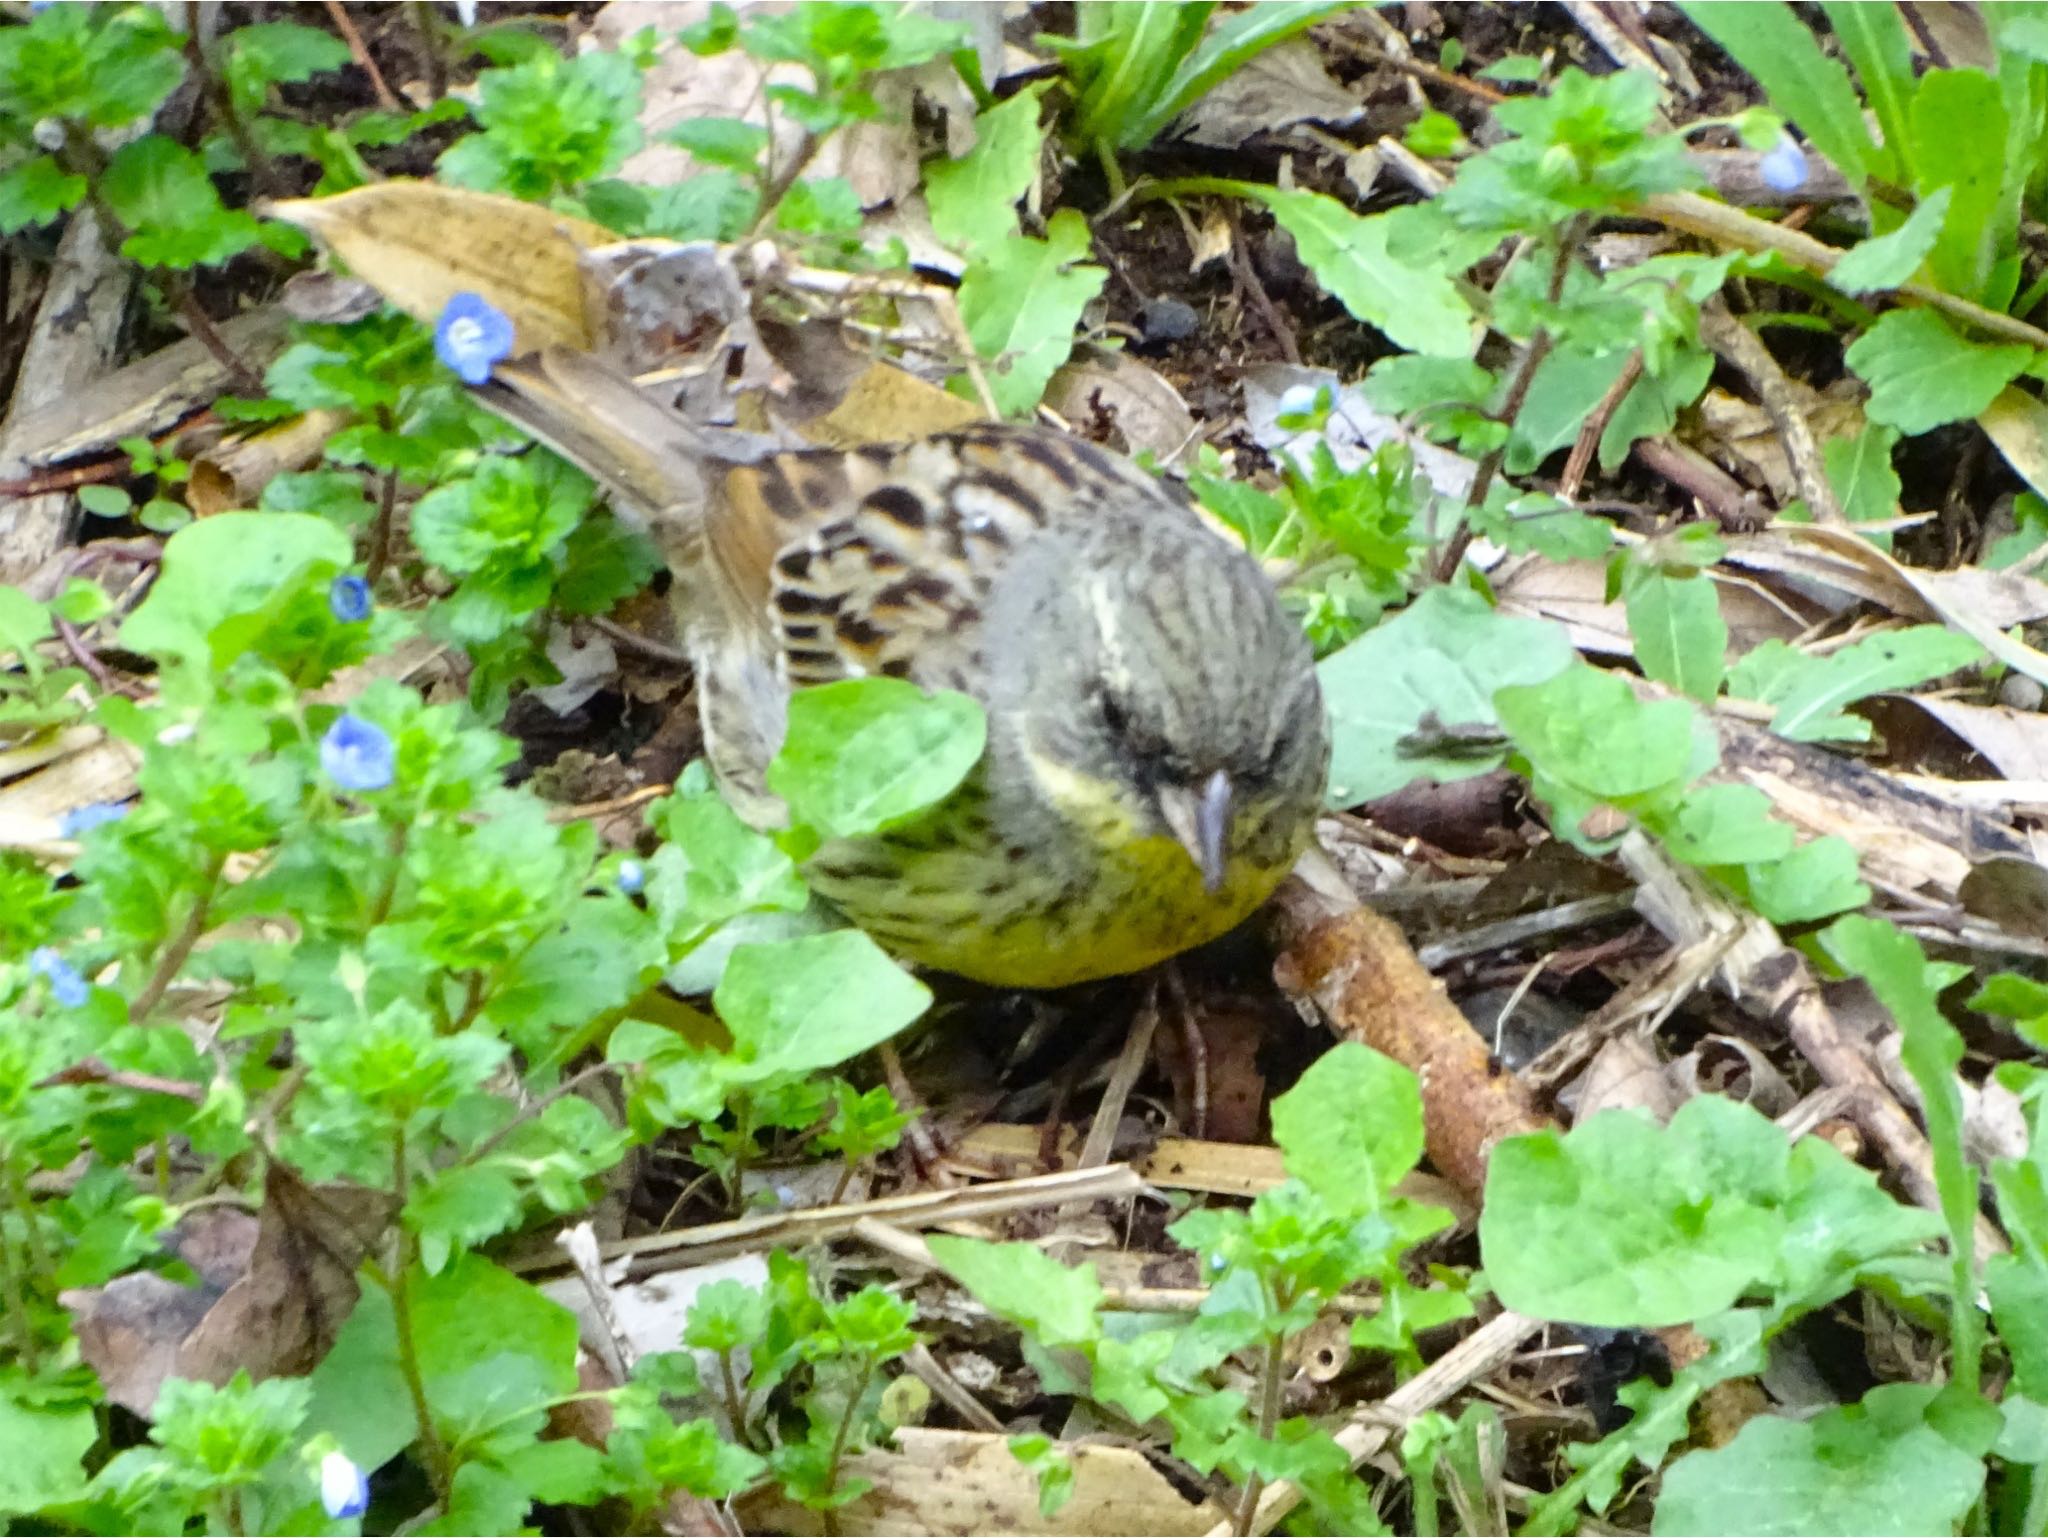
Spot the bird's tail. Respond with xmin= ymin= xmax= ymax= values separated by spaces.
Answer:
xmin=473 ymin=348 xmax=729 ymax=528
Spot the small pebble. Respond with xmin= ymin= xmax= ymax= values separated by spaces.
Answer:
xmin=1138 ymin=296 xmax=1199 ymax=346
xmin=1999 ymin=673 xmax=2045 ymax=712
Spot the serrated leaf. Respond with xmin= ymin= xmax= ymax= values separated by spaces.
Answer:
xmin=0 ymin=156 xmax=86 ymax=235
xmin=926 ymin=86 xmax=1044 ymax=252
xmin=1729 ymin=626 xmax=1982 ymax=743
xmin=1661 ymin=783 xmax=1796 ymax=868
xmin=1317 ymin=586 xmax=1575 ymax=804
xmin=769 ymin=677 xmax=986 ymax=840
xmin=1844 ymin=309 xmax=2035 ymax=435
xmin=714 ymin=930 xmax=931 ymax=1076
xmin=955 ymin=207 xmax=1105 ymax=415
xmin=1653 ymin=1384 xmax=1983 ymax=1537
xmin=928 ymin=1236 xmax=1104 ymax=1348
xmin=1239 ymin=187 xmax=1475 ymax=359
xmin=1483 ymin=1094 xmax=1930 ymax=1328
xmin=1270 ymin=1042 xmax=1422 ymax=1213
xmin=1828 ymin=188 xmax=1950 ymax=295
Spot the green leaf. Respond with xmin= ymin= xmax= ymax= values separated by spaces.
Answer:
xmin=0 ymin=156 xmax=87 ymax=235
xmin=1270 ymin=1042 xmax=1423 ymax=1214
xmin=1679 ymin=3 xmax=1880 ymax=192
xmin=1823 ymin=424 xmax=1901 ymax=528
xmin=1909 ymin=69 xmax=2010 ymax=305
xmin=1737 ymin=835 xmax=1870 ymax=924
xmin=1727 ymin=627 xmax=1983 ymax=743
xmin=1239 ymin=187 xmax=1475 ymax=359
xmin=120 ymin=512 xmax=352 ymax=670
xmin=1820 ymin=916 xmax=1982 ymax=1389
xmin=1660 ymin=783 xmax=1796 ymax=868
xmin=1622 ymin=568 xmax=1726 ymax=702
xmin=1599 ymin=348 xmax=1713 ymax=471
xmin=713 ymin=930 xmax=932 ymax=1077
xmin=1482 ymin=1094 xmax=1933 ymax=1328
xmin=306 ymin=1253 xmax=580 ymax=1470
xmin=928 ymin=1236 xmax=1104 ymax=1349
xmin=1819 ymin=1 xmax=1914 ymax=185
xmin=1506 ymin=346 xmax=1632 ymax=473
xmin=100 ymin=136 xmax=262 ymax=270
xmin=1844 ymin=309 xmax=2035 ymax=435
xmin=1317 ymin=586 xmax=1575 ymax=804
xmin=225 ymin=20 xmax=350 ymax=117
xmin=1144 ymin=1 xmax=1357 ymax=145
xmin=769 ymin=677 xmax=986 ymax=840
xmin=0 ymin=1394 xmax=95 ymax=1515
xmin=663 ymin=115 xmax=771 ymax=173
xmin=954 ymin=207 xmax=1106 ymax=415
xmin=1496 ymin=665 xmax=1704 ymax=802
xmin=926 ymin=86 xmax=1045 ymax=252
xmin=1652 ymin=1384 xmax=1985 ymax=1536
xmin=1828 ymin=189 xmax=1951 ymax=296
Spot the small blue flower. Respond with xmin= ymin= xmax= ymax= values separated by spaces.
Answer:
xmin=1275 ymin=382 xmax=1330 ymax=431
xmin=617 ymin=859 xmax=646 ymax=896
xmin=434 ymin=292 xmax=515 ymax=385
xmin=1760 ymin=133 xmax=1808 ymax=194
xmin=30 ymin=947 xmax=89 ymax=1008
xmin=319 ymin=1451 xmax=370 ymax=1521
xmin=58 ymin=801 xmax=127 ymax=838
xmin=329 ymin=574 xmax=373 ymax=623
xmin=321 ymin=715 xmax=395 ymax=793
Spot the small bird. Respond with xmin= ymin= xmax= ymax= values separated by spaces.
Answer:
xmin=478 ymin=348 xmax=1329 ymax=989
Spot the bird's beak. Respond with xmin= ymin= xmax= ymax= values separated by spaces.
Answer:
xmin=1159 ymin=769 xmax=1235 ymax=894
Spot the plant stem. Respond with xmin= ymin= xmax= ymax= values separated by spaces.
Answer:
xmin=365 ymin=410 xmax=400 ymax=584
xmin=369 ymin=818 xmax=409 ymax=929
xmin=390 ymin=1127 xmax=456 ymax=1507
xmin=0 ymin=1160 xmax=44 ymax=1376
xmin=718 ymin=1348 xmax=752 ymax=1448
xmin=130 ymin=855 xmax=225 ymax=1024
xmin=58 ymin=127 xmax=261 ymax=393
xmin=820 ymin=1357 xmax=877 ymax=1533
xmin=184 ymin=2 xmax=285 ymax=198
xmin=1232 ymin=1331 xmax=1288 ymax=1536
xmin=1433 ymin=222 xmax=1582 ymax=583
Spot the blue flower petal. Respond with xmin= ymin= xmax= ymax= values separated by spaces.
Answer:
xmin=58 ymin=801 xmax=127 ymax=838
xmin=1760 ymin=134 xmax=1808 ymax=194
xmin=617 ymin=859 xmax=646 ymax=896
xmin=30 ymin=947 xmax=89 ymax=1008
xmin=321 ymin=714 xmax=396 ymax=793
xmin=319 ymin=1451 xmax=370 ymax=1521
xmin=434 ymin=292 xmax=515 ymax=385
xmin=329 ymin=574 xmax=373 ymax=623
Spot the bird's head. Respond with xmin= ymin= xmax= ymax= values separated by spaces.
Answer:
xmin=983 ymin=504 xmax=1329 ymax=891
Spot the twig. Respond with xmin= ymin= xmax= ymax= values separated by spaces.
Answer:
xmin=549 ymin=1164 xmax=1147 ymax=1278
xmin=1216 ymin=1308 xmax=1545 ymax=1536
xmin=1225 ymin=209 xmax=1301 ymax=365
xmin=323 ymin=0 xmax=401 ymax=112
xmin=1435 ymin=223 xmax=1583 ymax=582
xmin=1072 ymin=981 xmax=1158 ymax=1175
xmin=1642 ymin=190 xmax=2048 ymax=351
xmin=1630 ymin=434 xmax=1768 ymax=530
xmin=1696 ymin=297 xmax=1844 ymax=525
xmin=1557 ymin=348 xmax=1643 ymax=502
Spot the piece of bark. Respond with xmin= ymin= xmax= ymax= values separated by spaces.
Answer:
xmin=0 ymin=210 xmax=131 ymax=584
